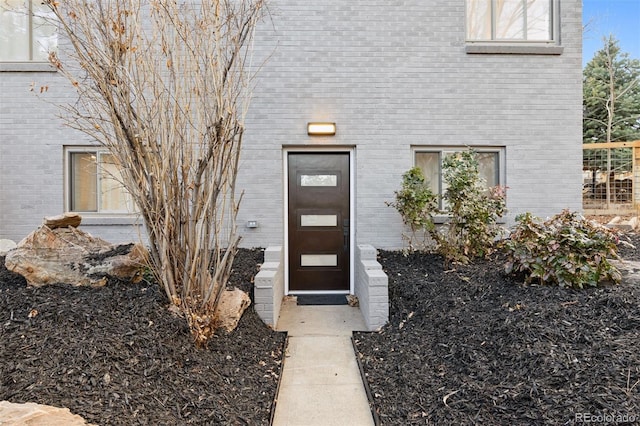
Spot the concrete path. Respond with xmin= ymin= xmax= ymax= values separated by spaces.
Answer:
xmin=272 ymin=299 xmax=375 ymax=426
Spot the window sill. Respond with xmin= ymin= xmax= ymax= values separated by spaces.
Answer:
xmin=77 ymin=215 xmax=142 ymax=226
xmin=433 ymin=214 xmax=506 ymax=225
xmin=465 ymin=43 xmax=564 ymax=55
xmin=0 ymin=62 xmax=57 ymax=72
xmin=434 ymin=215 xmax=452 ymax=224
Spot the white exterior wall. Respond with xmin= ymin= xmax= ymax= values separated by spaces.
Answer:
xmin=0 ymin=69 xmax=145 ymax=243
xmin=238 ymin=0 xmax=583 ymax=249
xmin=1 ymin=70 xmax=70 ymax=241
xmin=1 ymin=1 xmax=582 ymax=250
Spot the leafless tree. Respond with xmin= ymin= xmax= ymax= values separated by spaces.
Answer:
xmin=45 ymin=0 xmax=266 ymax=346
xmin=601 ymin=40 xmax=639 ymax=144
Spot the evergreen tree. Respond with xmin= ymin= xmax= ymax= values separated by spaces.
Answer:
xmin=583 ymin=35 xmax=640 ymax=143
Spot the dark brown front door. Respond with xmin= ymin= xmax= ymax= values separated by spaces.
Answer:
xmin=288 ymin=152 xmax=350 ymax=292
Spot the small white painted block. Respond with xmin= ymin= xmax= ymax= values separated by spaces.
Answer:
xmin=264 ymin=246 xmax=282 ymax=263
xmin=357 ymin=244 xmax=377 ymax=261
xmin=260 ymin=261 xmax=280 ymax=271
xmin=361 ymin=259 xmax=382 ymax=271
xmin=366 ymin=270 xmax=388 ymax=286
xmin=254 ymin=295 xmax=273 ymax=305
xmin=255 ymin=269 xmax=277 ymax=288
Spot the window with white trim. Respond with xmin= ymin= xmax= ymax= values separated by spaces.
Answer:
xmin=415 ymin=147 xmax=504 ymax=210
xmin=67 ymin=148 xmax=136 ymax=214
xmin=466 ymin=0 xmax=558 ymax=43
xmin=0 ymin=0 xmax=57 ymax=62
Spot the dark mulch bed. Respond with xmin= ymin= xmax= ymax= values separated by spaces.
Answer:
xmin=4 ymin=235 xmax=639 ymax=425
xmin=0 ymin=249 xmax=286 ymax=425
xmin=355 ymin=235 xmax=640 ymax=425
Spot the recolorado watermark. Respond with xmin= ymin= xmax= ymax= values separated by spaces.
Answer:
xmin=575 ymin=412 xmax=637 ymax=424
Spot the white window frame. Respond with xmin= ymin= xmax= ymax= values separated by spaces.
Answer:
xmin=0 ymin=0 xmax=58 ymax=71
xmin=413 ymin=146 xmax=506 ymax=213
xmin=65 ymin=147 xmax=137 ymax=216
xmin=465 ymin=0 xmax=563 ymax=55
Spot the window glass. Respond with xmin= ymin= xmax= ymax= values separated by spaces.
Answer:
xmin=0 ymin=0 xmax=57 ymax=61
xmin=466 ymin=0 xmax=491 ymax=40
xmin=99 ymin=153 xmax=134 ymax=213
xmin=31 ymin=1 xmax=57 ymax=61
xmin=70 ymin=152 xmax=98 ymax=212
xmin=494 ymin=0 xmax=524 ymax=40
xmin=526 ymin=0 xmax=551 ymax=40
xmin=415 ymin=149 xmax=502 ymax=210
xmin=300 ymin=254 xmax=338 ymax=267
xmin=466 ymin=0 xmax=553 ymax=42
xmin=69 ymin=150 xmax=134 ymax=214
xmin=477 ymin=152 xmax=499 ymax=187
xmin=414 ymin=152 xmax=440 ymax=196
xmin=300 ymin=214 xmax=338 ymax=227
xmin=0 ymin=0 xmax=29 ymax=61
xmin=300 ymin=174 xmax=337 ymax=187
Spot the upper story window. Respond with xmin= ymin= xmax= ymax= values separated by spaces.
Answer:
xmin=465 ymin=0 xmax=562 ymax=54
xmin=0 ymin=0 xmax=58 ymax=62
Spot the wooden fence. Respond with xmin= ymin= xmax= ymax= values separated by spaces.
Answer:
xmin=583 ymin=140 xmax=640 ymax=214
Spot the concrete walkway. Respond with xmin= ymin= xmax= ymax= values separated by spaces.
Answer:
xmin=272 ymin=298 xmax=375 ymax=426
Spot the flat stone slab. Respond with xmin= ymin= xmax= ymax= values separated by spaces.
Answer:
xmin=0 ymin=401 xmax=95 ymax=425
xmin=44 ymin=212 xmax=82 ymax=229
xmin=276 ymin=299 xmax=368 ymax=337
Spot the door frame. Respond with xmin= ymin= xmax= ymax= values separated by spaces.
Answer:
xmin=283 ymin=147 xmax=355 ymax=295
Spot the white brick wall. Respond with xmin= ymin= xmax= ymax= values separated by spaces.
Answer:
xmin=1 ymin=1 xmax=583 ymax=253
xmin=238 ymin=0 xmax=583 ymax=250
xmin=355 ymin=244 xmax=389 ymax=331
xmin=254 ymin=246 xmax=284 ymax=327
xmin=1 ymin=71 xmax=78 ymax=241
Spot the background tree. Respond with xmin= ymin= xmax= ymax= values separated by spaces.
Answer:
xmin=583 ymin=35 xmax=640 ymax=143
xmin=45 ymin=0 xmax=266 ymax=346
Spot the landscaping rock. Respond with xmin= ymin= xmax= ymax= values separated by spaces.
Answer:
xmin=0 ymin=239 xmax=16 ymax=256
xmin=44 ymin=212 xmax=82 ymax=229
xmin=216 ymin=287 xmax=252 ymax=332
xmin=4 ymin=217 xmax=147 ymax=287
xmin=611 ymin=259 xmax=640 ymax=285
xmin=0 ymin=401 xmax=95 ymax=426
xmin=606 ymin=215 xmax=640 ymax=231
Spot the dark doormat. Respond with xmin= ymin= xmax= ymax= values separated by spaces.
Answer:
xmin=296 ymin=294 xmax=348 ymax=306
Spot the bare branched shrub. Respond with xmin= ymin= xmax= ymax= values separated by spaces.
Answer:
xmin=45 ymin=0 xmax=266 ymax=346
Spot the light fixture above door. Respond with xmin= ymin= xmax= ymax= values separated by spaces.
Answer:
xmin=307 ymin=122 xmax=336 ymax=136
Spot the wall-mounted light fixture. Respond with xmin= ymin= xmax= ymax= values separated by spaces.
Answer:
xmin=307 ymin=122 xmax=336 ymax=136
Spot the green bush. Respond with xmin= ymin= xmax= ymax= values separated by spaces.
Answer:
xmin=388 ymin=151 xmax=507 ymax=262
xmin=504 ymin=210 xmax=622 ymax=288
xmin=436 ymin=150 xmax=507 ymax=264
xmin=386 ymin=167 xmax=438 ymax=251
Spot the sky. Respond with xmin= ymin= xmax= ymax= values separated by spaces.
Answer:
xmin=583 ymin=0 xmax=640 ymax=67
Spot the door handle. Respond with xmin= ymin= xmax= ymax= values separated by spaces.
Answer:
xmin=343 ymin=219 xmax=349 ymax=250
